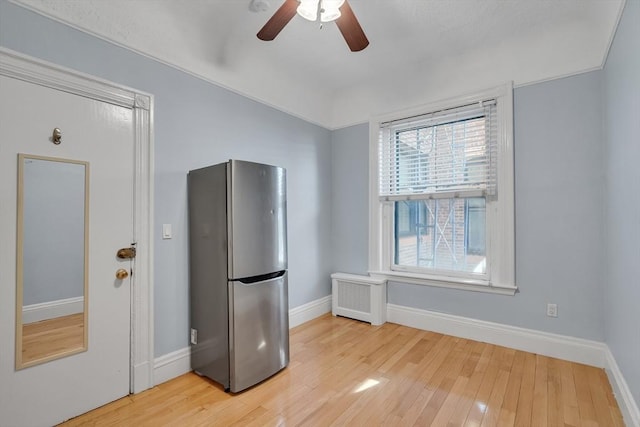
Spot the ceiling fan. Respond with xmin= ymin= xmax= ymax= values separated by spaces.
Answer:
xmin=257 ymin=0 xmax=369 ymax=52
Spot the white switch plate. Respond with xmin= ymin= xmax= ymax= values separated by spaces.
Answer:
xmin=162 ymin=223 xmax=172 ymax=239
xmin=547 ymin=303 xmax=558 ymax=317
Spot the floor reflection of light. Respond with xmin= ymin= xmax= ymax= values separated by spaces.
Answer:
xmin=257 ymin=340 xmax=266 ymax=350
xmin=476 ymin=402 xmax=487 ymax=413
xmin=353 ymin=378 xmax=380 ymax=393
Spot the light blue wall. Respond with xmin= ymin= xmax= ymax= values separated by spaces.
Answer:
xmin=0 ymin=0 xmax=333 ymax=357
xmin=603 ymin=0 xmax=640 ymax=405
xmin=331 ymin=124 xmax=370 ymax=275
xmin=331 ymin=71 xmax=606 ymax=341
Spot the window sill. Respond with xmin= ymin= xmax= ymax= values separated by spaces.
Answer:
xmin=369 ymin=270 xmax=518 ymax=296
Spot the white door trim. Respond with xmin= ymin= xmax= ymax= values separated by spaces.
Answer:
xmin=0 ymin=47 xmax=155 ymax=394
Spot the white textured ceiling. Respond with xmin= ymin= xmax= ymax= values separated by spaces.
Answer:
xmin=12 ymin=0 xmax=624 ymax=129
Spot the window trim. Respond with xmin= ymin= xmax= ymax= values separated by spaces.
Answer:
xmin=368 ymin=83 xmax=517 ymax=295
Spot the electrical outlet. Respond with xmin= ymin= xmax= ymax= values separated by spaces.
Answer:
xmin=547 ymin=303 xmax=558 ymax=317
xmin=190 ymin=328 xmax=198 ymax=345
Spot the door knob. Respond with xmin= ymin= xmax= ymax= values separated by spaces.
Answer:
xmin=115 ymin=269 xmax=129 ymax=280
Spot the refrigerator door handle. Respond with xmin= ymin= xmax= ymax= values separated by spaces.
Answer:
xmin=236 ymin=270 xmax=286 ymax=285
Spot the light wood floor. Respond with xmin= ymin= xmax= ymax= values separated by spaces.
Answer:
xmin=22 ymin=312 xmax=84 ymax=364
xmin=61 ymin=314 xmax=623 ymax=426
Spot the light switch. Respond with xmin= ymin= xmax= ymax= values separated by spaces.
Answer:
xmin=162 ymin=223 xmax=172 ymax=239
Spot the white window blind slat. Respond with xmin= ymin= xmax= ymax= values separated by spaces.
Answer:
xmin=380 ymin=189 xmax=486 ymax=202
xmin=378 ymin=100 xmax=498 ymax=199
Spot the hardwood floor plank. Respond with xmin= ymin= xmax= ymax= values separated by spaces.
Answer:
xmin=377 ymin=330 xmax=428 ymax=373
xmin=495 ymin=350 xmax=526 ymax=427
xmin=432 ymin=340 xmax=488 ymax=425
xmin=546 ymin=357 xmax=563 ymax=427
xmin=446 ymin=342 xmax=494 ymax=426
xmin=597 ymin=368 xmax=626 ymax=427
xmin=513 ymin=351 xmax=537 ymax=427
xmin=329 ymin=375 xmax=390 ymax=426
xmin=559 ymin=359 xmax=581 ymax=427
xmin=531 ymin=355 xmax=549 ymax=427
xmin=389 ymin=335 xmax=454 ymax=419
xmin=573 ymin=363 xmax=600 ymax=427
xmin=463 ymin=345 xmax=507 ymax=426
xmin=417 ymin=338 xmax=474 ymax=425
xmin=432 ymin=375 xmax=470 ymax=425
xmin=479 ymin=347 xmax=515 ymax=427
xmin=586 ymin=366 xmax=616 ymax=427
xmin=58 ymin=314 xmax=624 ymax=427
xmin=384 ymin=334 xmax=456 ymax=425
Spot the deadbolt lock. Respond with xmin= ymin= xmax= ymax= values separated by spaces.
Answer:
xmin=117 ymin=246 xmax=137 ymax=259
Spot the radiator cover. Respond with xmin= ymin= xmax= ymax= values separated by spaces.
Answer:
xmin=331 ymin=273 xmax=387 ymax=325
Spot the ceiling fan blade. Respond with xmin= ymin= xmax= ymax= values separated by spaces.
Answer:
xmin=335 ymin=0 xmax=369 ymax=52
xmin=257 ymin=0 xmax=299 ymax=41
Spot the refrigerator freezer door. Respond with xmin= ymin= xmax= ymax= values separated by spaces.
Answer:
xmin=228 ymin=160 xmax=287 ymax=280
xmin=229 ymin=272 xmax=289 ymax=392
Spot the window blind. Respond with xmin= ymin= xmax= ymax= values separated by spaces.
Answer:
xmin=378 ymin=100 xmax=497 ymax=201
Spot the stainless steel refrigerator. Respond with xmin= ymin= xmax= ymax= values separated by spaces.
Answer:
xmin=188 ymin=160 xmax=289 ymax=393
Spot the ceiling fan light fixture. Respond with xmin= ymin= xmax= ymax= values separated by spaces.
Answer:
xmin=320 ymin=0 xmax=345 ymax=22
xmin=297 ymin=0 xmax=319 ymax=21
xmin=258 ymin=0 xmax=368 ymax=52
xmin=320 ymin=6 xmax=341 ymax=22
xmin=296 ymin=0 xmax=345 ymax=22
xmin=321 ymin=0 xmax=345 ymax=10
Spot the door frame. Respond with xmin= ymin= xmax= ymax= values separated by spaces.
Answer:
xmin=0 ymin=47 xmax=154 ymax=394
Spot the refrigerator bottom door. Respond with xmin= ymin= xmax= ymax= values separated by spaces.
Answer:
xmin=229 ymin=272 xmax=289 ymax=392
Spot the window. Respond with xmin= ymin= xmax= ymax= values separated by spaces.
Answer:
xmin=369 ymin=84 xmax=516 ymax=294
xmin=393 ymin=197 xmax=486 ymax=274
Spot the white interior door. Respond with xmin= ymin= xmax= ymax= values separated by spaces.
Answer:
xmin=0 ymin=73 xmax=134 ymax=425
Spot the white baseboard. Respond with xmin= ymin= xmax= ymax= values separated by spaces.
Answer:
xmin=289 ymin=295 xmax=332 ymax=328
xmin=606 ymin=347 xmax=640 ymax=427
xmin=386 ymin=303 xmax=607 ymax=368
xmin=153 ymin=347 xmax=191 ymax=386
xmin=132 ymin=361 xmax=152 ymax=394
xmin=22 ymin=296 xmax=84 ymax=324
xmin=152 ymin=296 xmax=332 ymax=386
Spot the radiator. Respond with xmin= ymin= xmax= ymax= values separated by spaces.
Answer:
xmin=331 ymin=273 xmax=387 ymax=325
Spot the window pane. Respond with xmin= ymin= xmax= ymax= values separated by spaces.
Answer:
xmin=391 ymin=116 xmax=488 ymax=194
xmin=394 ymin=198 xmax=486 ymax=274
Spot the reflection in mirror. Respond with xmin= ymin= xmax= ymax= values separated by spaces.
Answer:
xmin=16 ymin=154 xmax=89 ymax=369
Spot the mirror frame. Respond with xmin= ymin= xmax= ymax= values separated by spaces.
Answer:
xmin=15 ymin=153 xmax=90 ymax=370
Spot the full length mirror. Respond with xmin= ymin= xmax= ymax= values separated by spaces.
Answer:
xmin=16 ymin=154 xmax=89 ymax=369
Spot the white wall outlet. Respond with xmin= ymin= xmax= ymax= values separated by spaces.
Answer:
xmin=190 ymin=328 xmax=198 ymax=345
xmin=547 ymin=303 xmax=558 ymax=317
